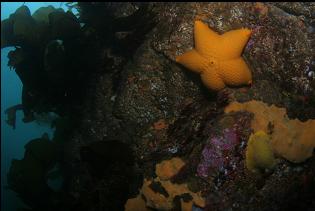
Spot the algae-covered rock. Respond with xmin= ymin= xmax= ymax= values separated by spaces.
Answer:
xmin=7 ymin=156 xmax=47 ymax=196
xmin=4 ymin=2 xmax=315 ymax=211
xmin=11 ymin=6 xmax=36 ymax=39
xmin=32 ymin=5 xmax=64 ymax=24
xmin=7 ymin=133 xmax=63 ymax=210
xmin=44 ymin=39 xmax=66 ymax=77
xmin=151 ymin=2 xmax=315 ymax=120
xmin=24 ymin=134 xmax=57 ymax=169
xmin=1 ymin=5 xmax=80 ymax=49
xmin=4 ymin=104 xmax=23 ymax=129
xmin=13 ymin=5 xmax=31 ymax=17
xmin=1 ymin=5 xmax=37 ymax=48
xmin=13 ymin=16 xmax=36 ymax=38
xmin=49 ymin=10 xmax=81 ymax=39
xmin=1 ymin=19 xmax=13 ymax=48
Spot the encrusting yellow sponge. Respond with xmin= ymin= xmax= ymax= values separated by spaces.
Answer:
xmin=176 ymin=20 xmax=252 ymax=91
xmin=246 ymin=131 xmax=276 ymax=173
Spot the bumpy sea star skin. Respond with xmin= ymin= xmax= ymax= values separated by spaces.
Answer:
xmin=176 ymin=20 xmax=253 ymax=91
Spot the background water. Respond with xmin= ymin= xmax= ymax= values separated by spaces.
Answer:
xmin=1 ymin=2 xmax=77 ymax=211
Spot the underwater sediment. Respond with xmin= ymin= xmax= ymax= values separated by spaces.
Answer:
xmin=2 ymin=2 xmax=315 ymax=211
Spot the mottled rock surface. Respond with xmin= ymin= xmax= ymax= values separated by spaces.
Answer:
xmin=4 ymin=2 xmax=315 ymax=211
xmin=69 ymin=2 xmax=315 ymax=211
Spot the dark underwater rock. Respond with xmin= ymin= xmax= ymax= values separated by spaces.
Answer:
xmin=7 ymin=134 xmax=62 ymax=211
xmin=5 ymin=2 xmax=315 ymax=211
xmin=78 ymin=140 xmax=137 ymax=210
xmin=24 ymin=135 xmax=58 ymax=170
xmin=65 ymin=2 xmax=315 ymax=210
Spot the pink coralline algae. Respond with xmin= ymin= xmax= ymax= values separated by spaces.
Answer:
xmin=197 ymin=128 xmax=241 ymax=179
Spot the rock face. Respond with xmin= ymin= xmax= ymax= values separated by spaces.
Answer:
xmin=4 ymin=2 xmax=315 ymax=211
xmin=77 ymin=2 xmax=315 ymax=153
xmin=65 ymin=3 xmax=315 ymax=210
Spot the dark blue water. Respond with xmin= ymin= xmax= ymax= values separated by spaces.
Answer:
xmin=1 ymin=3 xmax=78 ymax=211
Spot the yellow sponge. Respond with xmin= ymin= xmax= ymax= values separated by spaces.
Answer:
xmin=246 ymin=131 xmax=276 ymax=173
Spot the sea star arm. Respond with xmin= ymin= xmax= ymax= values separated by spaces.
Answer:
xmin=219 ymin=28 xmax=252 ymax=60
xmin=194 ymin=20 xmax=220 ymax=58
xmin=176 ymin=49 xmax=207 ymax=73
xmin=219 ymin=58 xmax=252 ymax=86
xmin=200 ymin=70 xmax=225 ymax=91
